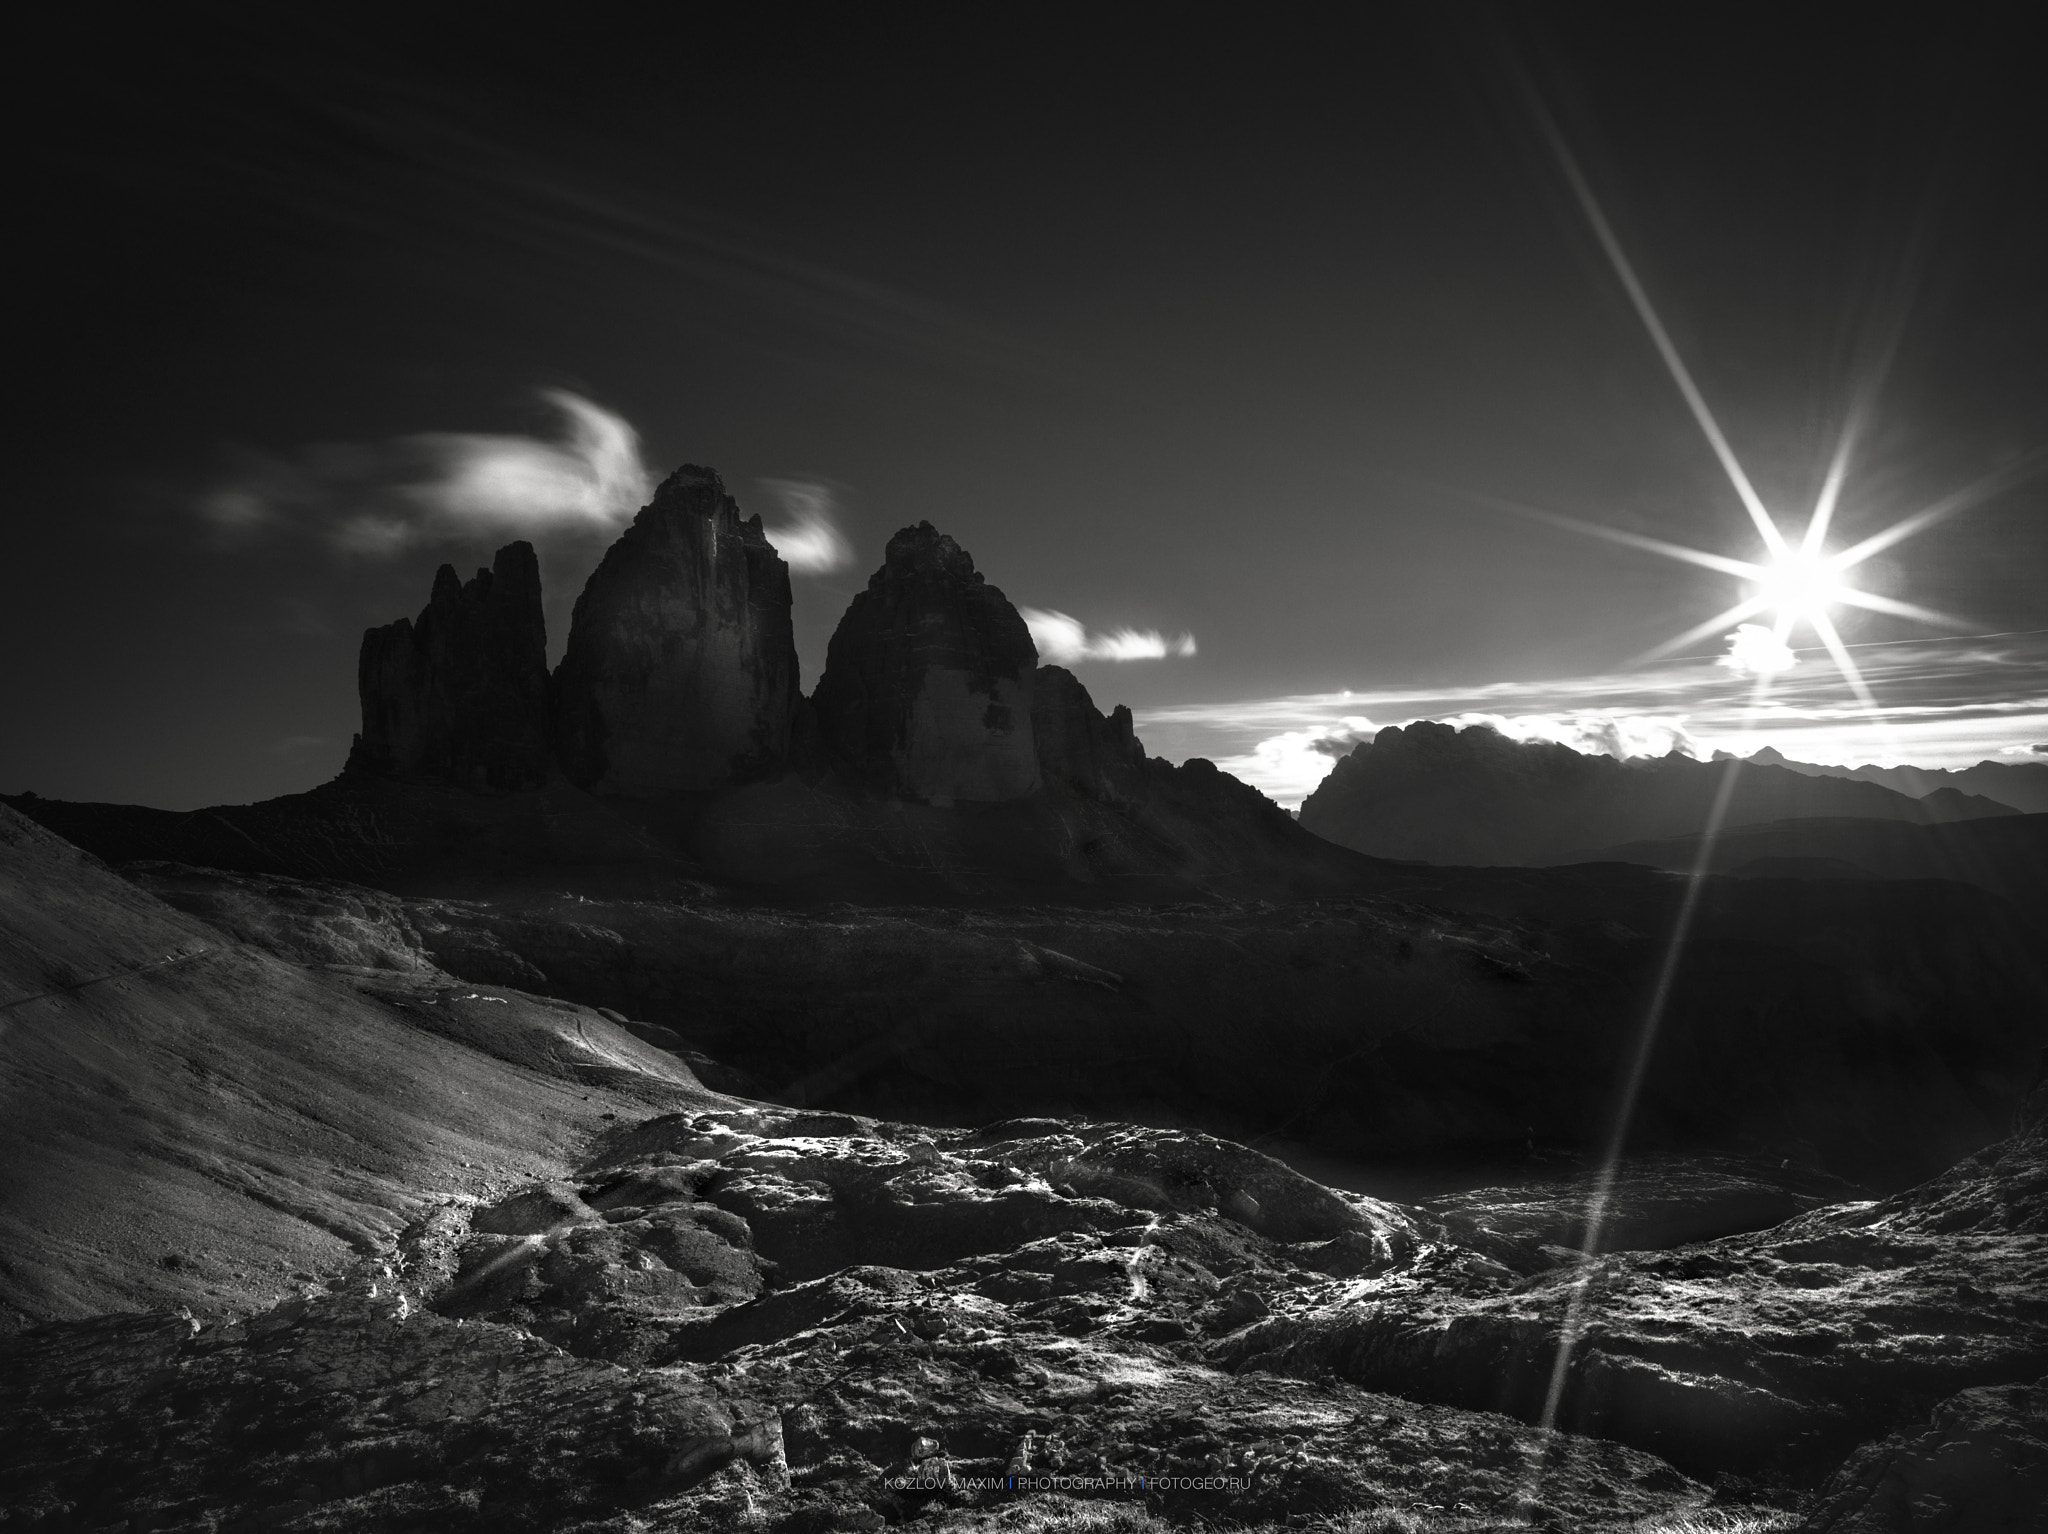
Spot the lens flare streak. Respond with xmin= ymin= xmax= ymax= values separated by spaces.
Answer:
xmin=1504 ymin=77 xmax=2039 ymax=1509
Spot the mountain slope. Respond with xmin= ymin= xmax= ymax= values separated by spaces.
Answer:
xmin=1300 ymin=720 xmax=2016 ymax=867
xmin=0 ymin=805 xmax=720 ymax=1331
xmin=1726 ymin=745 xmax=2048 ymax=814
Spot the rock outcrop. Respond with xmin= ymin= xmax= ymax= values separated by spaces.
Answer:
xmin=1031 ymin=663 xmax=1146 ymax=800
xmin=345 ymin=542 xmax=551 ymax=792
xmin=6 ymin=805 xmax=2045 ymax=1529
xmin=0 ymin=1108 xmax=1742 ymax=1533
xmin=810 ymin=523 xmax=1041 ymax=804
xmin=1300 ymin=720 xmax=2014 ymax=866
xmin=552 ymin=466 xmax=799 ymax=796
xmin=1217 ymin=1084 xmax=2048 ymax=1484
xmin=1802 ymin=1376 xmax=2048 ymax=1532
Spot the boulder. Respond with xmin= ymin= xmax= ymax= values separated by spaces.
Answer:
xmin=1803 ymin=1377 xmax=2048 ymax=1532
xmin=552 ymin=466 xmax=799 ymax=796
xmin=810 ymin=523 xmax=1040 ymax=804
xmin=345 ymin=541 xmax=551 ymax=792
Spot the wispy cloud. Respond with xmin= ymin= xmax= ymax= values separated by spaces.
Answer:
xmin=758 ymin=478 xmax=855 ymax=575
xmin=1144 ymin=630 xmax=2048 ymax=806
xmin=1022 ymin=608 xmax=1197 ymax=666
xmin=201 ymin=389 xmax=651 ymax=554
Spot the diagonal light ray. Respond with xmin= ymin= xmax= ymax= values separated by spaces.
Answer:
xmin=1532 ymin=654 xmax=1785 ymax=1453
xmin=1522 ymin=89 xmax=1786 ymax=558
xmin=1628 ymin=595 xmax=1772 ymax=667
xmin=1810 ymin=609 xmax=1904 ymax=760
xmin=1827 ymin=453 xmax=2046 ymax=571
xmin=1803 ymin=413 xmax=1862 ymax=557
xmin=1831 ymin=588 xmax=1971 ymax=628
xmin=1469 ymin=492 xmax=1764 ymax=579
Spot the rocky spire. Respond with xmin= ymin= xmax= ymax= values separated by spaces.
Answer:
xmin=551 ymin=466 xmax=800 ymax=796
xmin=810 ymin=523 xmax=1041 ymax=804
xmin=346 ymin=541 xmax=552 ymax=792
xmin=1032 ymin=664 xmax=1146 ymax=800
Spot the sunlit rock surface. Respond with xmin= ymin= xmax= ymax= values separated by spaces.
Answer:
xmin=811 ymin=523 xmax=1042 ymax=805
xmin=0 ymin=1109 xmax=1739 ymax=1533
xmin=0 ymin=805 xmax=719 ymax=1331
xmin=5 ymin=804 xmax=2044 ymax=1528
xmin=1217 ymin=1086 xmax=2048 ymax=1485
xmin=552 ymin=465 xmax=800 ymax=796
xmin=346 ymin=541 xmax=553 ymax=792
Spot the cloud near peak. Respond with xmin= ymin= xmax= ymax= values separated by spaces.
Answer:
xmin=757 ymin=478 xmax=855 ymax=574
xmin=202 ymin=389 xmax=653 ymax=554
xmin=1021 ymin=608 xmax=1197 ymax=666
xmin=1210 ymin=710 xmax=1696 ymax=809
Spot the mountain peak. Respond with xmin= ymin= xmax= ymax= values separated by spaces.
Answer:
xmin=813 ymin=524 xmax=1040 ymax=804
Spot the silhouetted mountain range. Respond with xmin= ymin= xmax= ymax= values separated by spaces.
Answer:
xmin=1298 ymin=719 xmax=2018 ymax=868
xmin=8 ymin=467 xmax=1359 ymax=902
xmin=7 ymin=472 xmax=2048 ymax=1528
xmin=1714 ymin=743 xmax=2048 ymax=814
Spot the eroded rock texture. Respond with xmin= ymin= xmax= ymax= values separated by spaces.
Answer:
xmin=2 ymin=1111 xmax=1748 ymax=1532
xmin=1218 ymin=1087 xmax=2048 ymax=1489
xmin=1804 ymin=1376 xmax=2048 ymax=1532
xmin=1032 ymin=663 xmax=1147 ymax=801
xmin=811 ymin=523 xmax=1042 ymax=804
xmin=346 ymin=542 xmax=551 ymax=792
xmin=553 ymin=466 xmax=799 ymax=796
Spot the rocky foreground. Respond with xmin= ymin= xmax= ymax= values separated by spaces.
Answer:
xmin=6 ymin=1089 xmax=2046 ymax=1531
xmin=3 ymin=802 xmax=2046 ymax=1529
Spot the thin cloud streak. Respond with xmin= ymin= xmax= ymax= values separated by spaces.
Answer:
xmin=200 ymin=389 xmax=651 ymax=555
xmin=1022 ymin=608 xmax=1197 ymax=666
xmin=1140 ymin=630 xmax=2048 ymax=806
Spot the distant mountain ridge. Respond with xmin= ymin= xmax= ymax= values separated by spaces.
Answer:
xmin=1715 ymin=745 xmax=2048 ymax=814
xmin=1299 ymin=720 xmax=2018 ymax=868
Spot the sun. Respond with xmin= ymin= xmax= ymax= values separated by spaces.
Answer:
xmin=1754 ymin=548 xmax=1850 ymax=623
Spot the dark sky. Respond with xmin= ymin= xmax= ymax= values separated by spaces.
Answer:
xmin=10 ymin=6 xmax=2046 ymax=808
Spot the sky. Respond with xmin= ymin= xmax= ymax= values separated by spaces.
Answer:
xmin=8 ymin=7 xmax=2046 ymax=810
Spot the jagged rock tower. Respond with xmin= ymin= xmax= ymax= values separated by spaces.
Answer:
xmin=1030 ymin=663 xmax=1147 ymax=801
xmin=551 ymin=466 xmax=800 ymax=796
xmin=811 ymin=523 xmax=1042 ymax=804
xmin=346 ymin=541 xmax=552 ymax=792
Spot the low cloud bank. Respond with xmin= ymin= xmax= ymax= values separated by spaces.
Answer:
xmin=202 ymin=390 xmax=652 ymax=554
xmin=1212 ymin=717 xmax=1378 ymax=806
xmin=1022 ymin=608 xmax=1197 ymax=665
xmin=1440 ymin=711 xmax=1699 ymax=761
xmin=1214 ymin=710 xmax=1696 ymax=809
